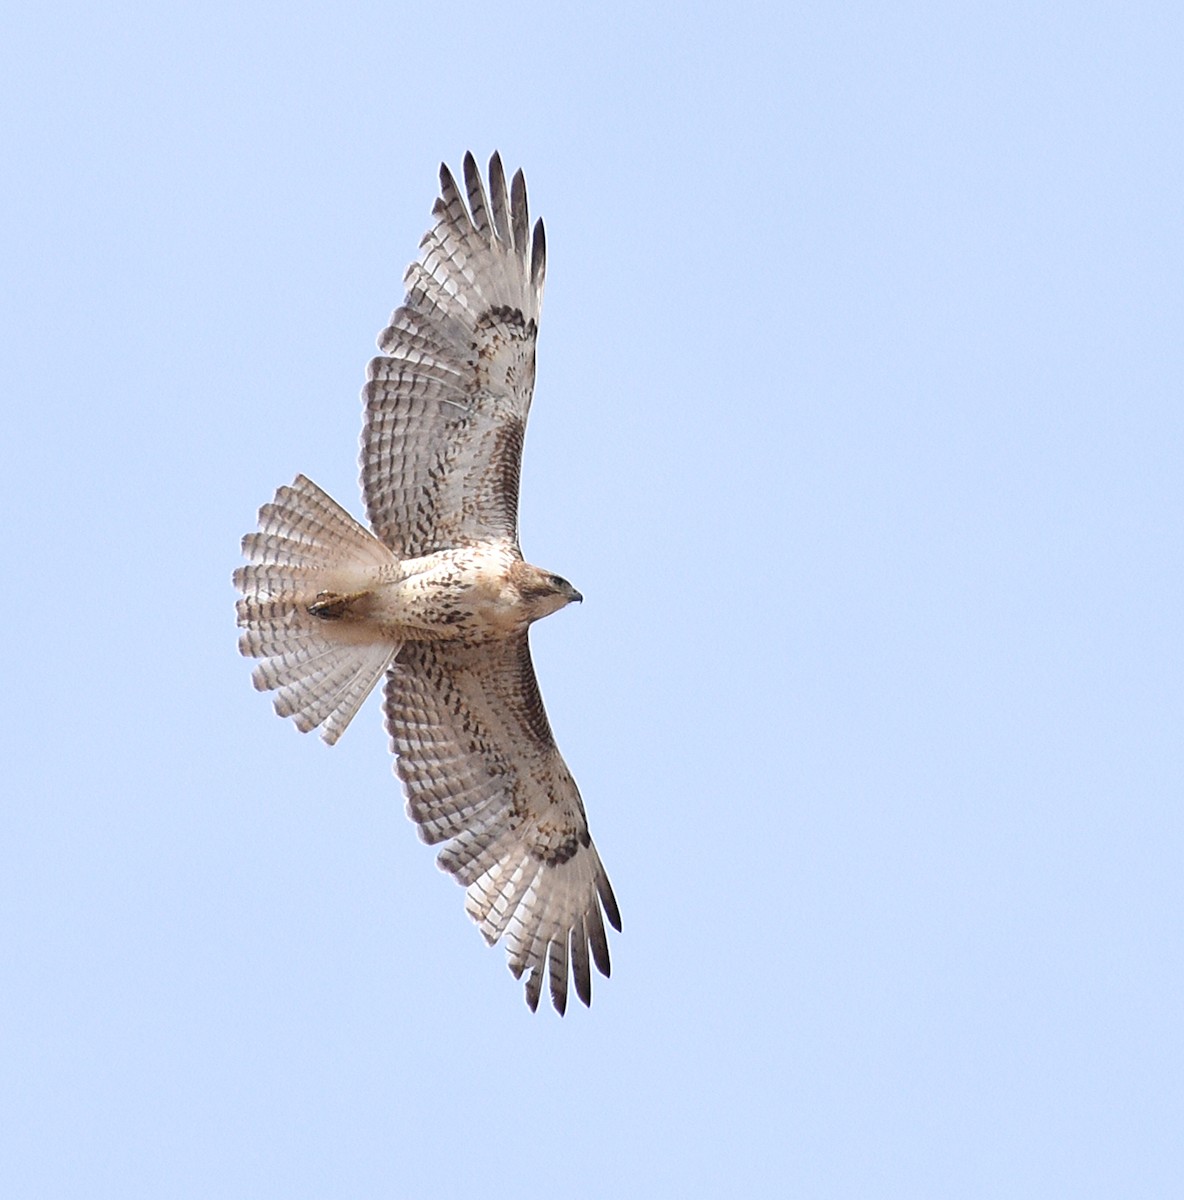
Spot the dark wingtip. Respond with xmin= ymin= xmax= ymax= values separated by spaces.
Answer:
xmin=510 ymin=168 xmax=529 ymax=253
xmin=524 ymin=963 xmax=543 ymax=1012
xmin=531 ymin=218 xmax=546 ymax=289
xmin=599 ymin=874 xmax=622 ymax=933
xmin=574 ymin=965 xmax=592 ymax=1009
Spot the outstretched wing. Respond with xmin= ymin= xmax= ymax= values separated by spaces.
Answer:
xmin=385 ymin=636 xmax=621 ymax=1013
xmin=362 ymin=152 xmax=547 ymax=558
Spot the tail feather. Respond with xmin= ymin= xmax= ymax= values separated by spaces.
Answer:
xmin=249 ymin=475 xmax=393 ymax=567
xmin=234 ymin=474 xmax=399 ymax=745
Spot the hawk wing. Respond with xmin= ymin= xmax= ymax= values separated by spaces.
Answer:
xmin=361 ymin=152 xmax=546 ymax=557
xmin=385 ymin=636 xmax=621 ymax=1013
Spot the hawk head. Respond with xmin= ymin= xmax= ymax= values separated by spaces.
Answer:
xmin=511 ymin=561 xmax=583 ymax=621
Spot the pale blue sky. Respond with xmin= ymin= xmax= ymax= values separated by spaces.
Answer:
xmin=2 ymin=2 xmax=1181 ymax=1196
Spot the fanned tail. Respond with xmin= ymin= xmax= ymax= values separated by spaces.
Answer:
xmin=233 ymin=474 xmax=399 ymax=744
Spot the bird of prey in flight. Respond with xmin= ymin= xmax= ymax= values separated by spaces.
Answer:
xmin=234 ymin=153 xmax=620 ymax=1014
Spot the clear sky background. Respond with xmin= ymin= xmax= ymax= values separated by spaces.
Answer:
xmin=2 ymin=2 xmax=1180 ymax=1196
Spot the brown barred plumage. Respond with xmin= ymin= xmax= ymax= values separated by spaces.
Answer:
xmin=234 ymin=154 xmax=619 ymax=1014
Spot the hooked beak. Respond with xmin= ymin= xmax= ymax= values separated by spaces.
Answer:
xmin=569 ymin=588 xmax=583 ymax=604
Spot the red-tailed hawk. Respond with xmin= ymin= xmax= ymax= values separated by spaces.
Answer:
xmin=234 ymin=153 xmax=620 ymax=1013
